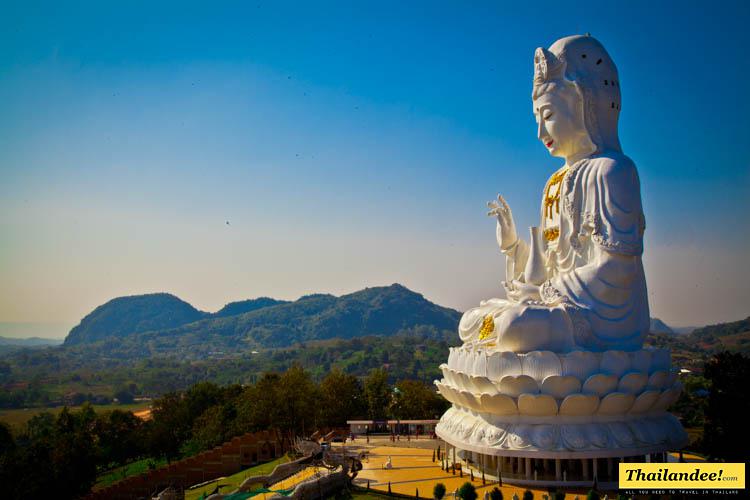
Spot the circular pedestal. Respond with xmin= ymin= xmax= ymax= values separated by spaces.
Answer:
xmin=434 ymin=346 xmax=688 ymax=487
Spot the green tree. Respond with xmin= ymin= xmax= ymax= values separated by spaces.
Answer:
xmin=319 ymin=368 xmax=366 ymax=426
xmin=391 ymin=379 xmax=448 ymax=419
xmin=148 ymin=392 xmax=190 ymax=461
xmin=457 ymin=482 xmax=477 ymax=500
xmin=95 ymin=409 xmax=144 ymax=466
xmin=187 ymin=403 xmax=238 ymax=452
xmin=236 ymin=373 xmax=282 ymax=433
xmin=276 ymin=365 xmax=319 ymax=434
xmin=364 ymin=368 xmax=391 ymax=420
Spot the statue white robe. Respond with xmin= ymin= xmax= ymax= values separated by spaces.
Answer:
xmin=459 ymin=151 xmax=649 ymax=353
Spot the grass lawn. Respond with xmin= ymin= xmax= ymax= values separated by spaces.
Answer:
xmin=185 ymin=454 xmax=292 ymax=500
xmin=94 ymin=457 xmax=168 ymax=490
xmin=0 ymin=402 xmax=151 ymax=430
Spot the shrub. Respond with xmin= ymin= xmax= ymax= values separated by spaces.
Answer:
xmin=587 ymin=490 xmax=600 ymax=500
xmin=489 ymin=487 xmax=503 ymax=500
xmin=522 ymin=489 xmax=534 ymax=500
xmin=433 ymin=482 xmax=446 ymax=500
xmin=457 ymin=482 xmax=477 ymax=500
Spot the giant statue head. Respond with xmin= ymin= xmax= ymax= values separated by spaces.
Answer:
xmin=532 ymin=35 xmax=622 ymax=161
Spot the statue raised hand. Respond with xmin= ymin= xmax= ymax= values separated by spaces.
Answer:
xmin=487 ymin=195 xmax=518 ymax=252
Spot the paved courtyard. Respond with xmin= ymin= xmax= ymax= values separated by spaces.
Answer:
xmin=338 ymin=439 xmax=591 ymax=500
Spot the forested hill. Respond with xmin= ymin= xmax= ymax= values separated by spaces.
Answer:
xmin=63 ymin=284 xmax=462 ymax=351
xmin=65 ymin=293 xmax=206 ymax=345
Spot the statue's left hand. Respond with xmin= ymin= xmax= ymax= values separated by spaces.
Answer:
xmin=504 ymin=280 xmax=541 ymax=303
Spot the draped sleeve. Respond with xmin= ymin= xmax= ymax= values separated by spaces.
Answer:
xmin=543 ymin=154 xmax=650 ymax=351
xmin=570 ymin=154 xmax=646 ymax=256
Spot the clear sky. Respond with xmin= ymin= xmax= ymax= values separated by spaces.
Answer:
xmin=1 ymin=1 xmax=748 ymax=337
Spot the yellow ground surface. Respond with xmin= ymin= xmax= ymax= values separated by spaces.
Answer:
xmin=270 ymin=466 xmax=330 ymax=491
xmin=350 ymin=445 xmax=589 ymax=500
xmin=245 ymin=466 xmax=333 ymax=500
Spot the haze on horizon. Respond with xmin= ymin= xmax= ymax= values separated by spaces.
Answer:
xmin=2 ymin=1 xmax=749 ymax=338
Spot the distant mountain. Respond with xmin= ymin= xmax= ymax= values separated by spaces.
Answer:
xmin=65 ymin=293 xmax=207 ymax=345
xmin=64 ymin=284 xmax=461 ymax=353
xmin=650 ymin=318 xmax=675 ymax=335
xmin=690 ymin=316 xmax=750 ymax=338
xmin=164 ymin=284 xmax=459 ymax=349
xmin=0 ymin=336 xmax=63 ymax=347
xmin=684 ymin=316 xmax=750 ymax=353
xmin=213 ymin=298 xmax=289 ymax=318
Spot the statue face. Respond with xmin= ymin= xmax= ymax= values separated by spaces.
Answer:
xmin=533 ymin=84 xmax=595 ymax=161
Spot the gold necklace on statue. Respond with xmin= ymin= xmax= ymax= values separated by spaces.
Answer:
xmin=543 ymin=166 xmax=568 ymax=241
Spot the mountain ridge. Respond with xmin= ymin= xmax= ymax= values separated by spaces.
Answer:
xmin=64 ymin=284 xmax=462 ymax=350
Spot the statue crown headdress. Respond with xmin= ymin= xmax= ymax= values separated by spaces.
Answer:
xmin=533 ymin=47 xmax=565 ymax=87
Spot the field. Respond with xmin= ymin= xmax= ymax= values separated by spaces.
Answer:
xmin=0 ymin=402 xmax=151 ymax=430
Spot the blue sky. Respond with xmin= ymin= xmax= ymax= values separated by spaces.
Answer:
xmin=1 ymin=1 xmax=748 ymax=335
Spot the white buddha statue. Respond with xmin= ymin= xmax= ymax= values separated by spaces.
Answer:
xmin=459 ymin=34 xmax=649 ymax=353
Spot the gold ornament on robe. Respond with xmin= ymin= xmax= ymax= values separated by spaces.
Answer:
xmin=543 ymin=227 xmax=560 ymax=241
xmin=542 ymin=166 xmax=568 ymax=241
xmin=478 ymin=315 xmax=495 ymax=340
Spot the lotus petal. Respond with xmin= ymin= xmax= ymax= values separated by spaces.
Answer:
xmin=479 ymin=393 xmax=518 ymax=415
xmin=608 ymin=422 xmax=635 ymax=446
xmin=448 ymin=348 xmax=458 ymax=370
xmin=651 ymin=349 xmax=671 ymax=373
xmin=561 ymin=351 xmax=600 ymax=380
xmin=629 ymin=390 xmax=660 ymax=413
xmin=582 ymin=374 xmax=618 ymax=396
xmin=561 ymin=425 xmax=588 ymax=449
xmin=496 ymin=375 xmax=539 ymax=397
xmin=559 ymin=394 xmax=599 ymax=416
xmin=648 ymin=371 xmax=669 ymax=389
xmin=630 ymin=350 xmax=651 ymax=373
xmin=628 ymin=420 xmax=656 ymax=444
xmin=435 ymin=382 xmax=458 ymax=406
xmin=458 ymin=390 xmax=481 ymax=411
xmin=644 ymin=418 xmax=669 ymax=444
xmin=473 ymin=352 xmax=488 ymax=377
xmin=585 ymin=423 xmax=609 ymax=448
xmin=440 ymin=364 xmax=452 ymax=382
xmin=618 ymin=372 xmax=648 ymax=394
xmin=541 ymin=375 xmax=581 ymax=398
xmin=521 ymin=351 xmax=562 ymax=382
xmin=653 ymin=385 xmax=682 ymax=411
xmin=444 ymin=368 xmax=462 ymax=391
xmin=507 ymin=424 xmax=534 ymax=449
xmin=601 ymin=350 xmax=631 ymax=378
xmin=487 ymin=351 xmax=522 ymax=380
xmin=518 ymin=393 xmax=558 ymax=416
xmin=470 ymin=375 xmax=497 ymax=395
xmin=463 ymin=349 xmax=475 ymax=374
xmin=597 ymin=392 xmax=635 ymax=414
xmin=531 ymin=424 xmax=559 ymax=449
xmin=458 ymin=371 xmax=477 ymax=392
xmin=456 ymin=349 xmax=468 ymax=373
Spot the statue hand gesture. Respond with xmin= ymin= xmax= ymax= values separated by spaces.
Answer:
xmin=487 ymin=195 xmax=518 ymax=251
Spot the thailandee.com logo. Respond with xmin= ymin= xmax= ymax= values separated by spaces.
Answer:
xmin=619 ymin=463 xmax=745 ymax=490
